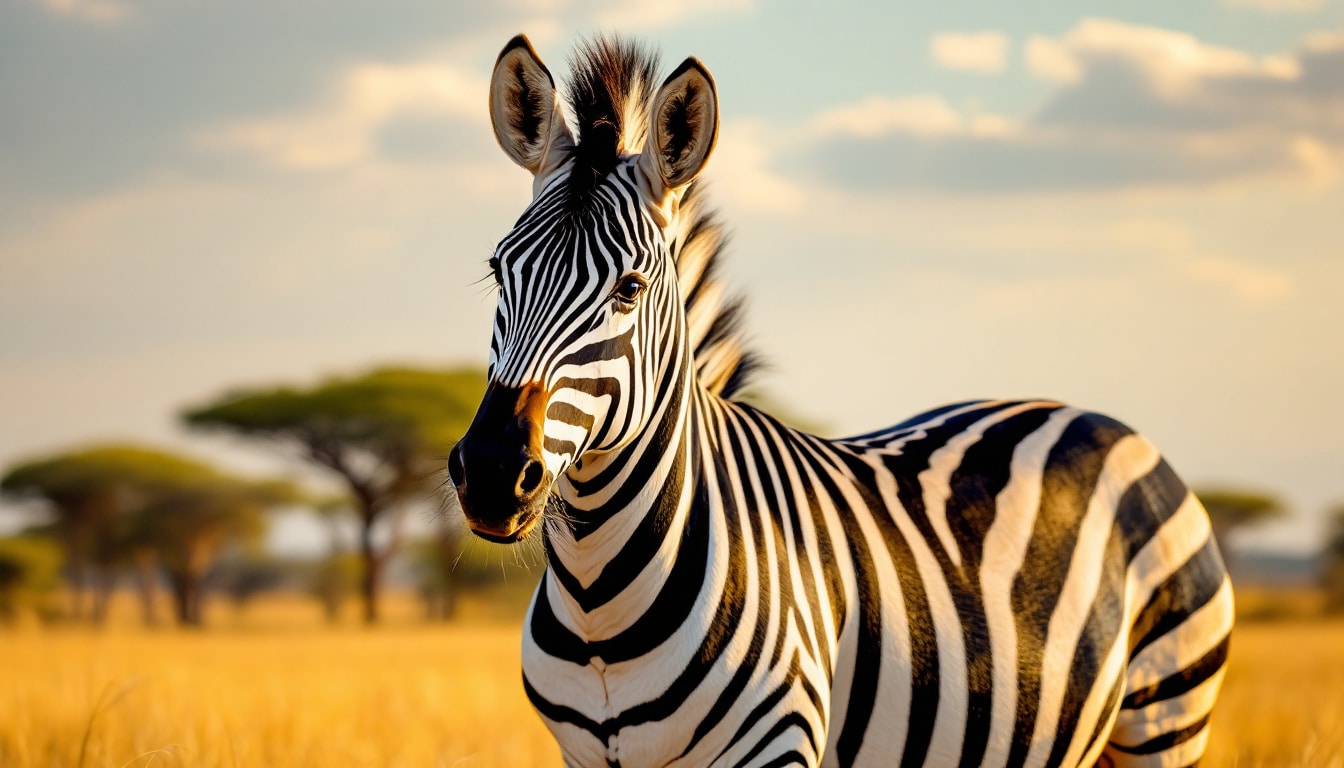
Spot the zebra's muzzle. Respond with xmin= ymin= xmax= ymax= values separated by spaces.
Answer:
xmin=449 ymin=381 xmax=553 ymax=542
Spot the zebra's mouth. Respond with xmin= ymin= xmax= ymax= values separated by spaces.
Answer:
xmin=464 ymin=506 xmax=543 ymax=544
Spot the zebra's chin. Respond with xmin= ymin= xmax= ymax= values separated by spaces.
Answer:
xmin=464 ymin=507 xmax=543 ymax=544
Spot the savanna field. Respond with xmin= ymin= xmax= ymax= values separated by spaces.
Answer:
xmin=3 ymin=590 xmax=1342 ymax=768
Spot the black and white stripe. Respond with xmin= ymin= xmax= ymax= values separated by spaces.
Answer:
xmin=452 ymin=35 xmax=1232 ymax=768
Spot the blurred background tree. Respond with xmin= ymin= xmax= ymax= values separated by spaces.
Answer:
xmin=140 ymin=471 xmax=301 ymax=626
xmin=214 ymin=550 xmax=294 ymax=615
xmin=0 ymin=444 xmax=299 ymax=626
xmin=307 ymin=551 xmax=362 ymax=623
xmin=307 ymin=494 xmax=358 ymax=622
xmin=407 ymin=517 xmax=467 ymax=622
xmin=0 ymin=534 xmax=62 ymax=623
xmin=1 ymin=446 xmax=145 ymax=623
xmin=1196 ymin=488 xmax=1287 ymax=568
xmin=1323 ymin=503 xmax=1344 ymax=614
xmin=183 ymin=366 xmax=485 ymax=624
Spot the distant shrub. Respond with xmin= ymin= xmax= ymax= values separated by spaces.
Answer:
xmin=0 ymin=535 xmax=63 ymax=622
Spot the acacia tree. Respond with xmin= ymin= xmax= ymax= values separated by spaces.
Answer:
xmin=1195 ymin=488 xmax=1287 ymax=575
xmin=139 ymin=471 xmax=299 ymax=626
xmin=1197 ymin=489 xmax=1286 ymax=548
xmin=1 ymin=445 xmax=297 ymax=626
xmin=2 ymin=446 xmax=163 ymax=623
xmin=0 ymin=536 xmax=62 ymax=623
xmin=182 ymin=366 xmax=484 ymax=624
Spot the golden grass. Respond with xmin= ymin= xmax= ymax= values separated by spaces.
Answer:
xmin=2 ymin=598 xmax=1341 ymax=767
xmin=1203 ymin=619 xmax=1344 ymax=767
xmin=0 ymin=596 xmax=563 ymax=768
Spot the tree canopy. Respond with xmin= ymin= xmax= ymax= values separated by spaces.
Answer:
xmin=182 ymin=365 xmax=486 ymax=623
xmin=1195 ymin=487 xmax=1288 ymax=568
xmin=184 ymin=367 xmax=480 ymax=445
xmin=1 ymin=443 xmax=301 ymax=625
xmin=1197 ymin=489 xmax=1287 ymax=530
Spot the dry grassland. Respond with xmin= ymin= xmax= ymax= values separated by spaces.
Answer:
xmin=1 ymin=599 xmax=1341 ymax=767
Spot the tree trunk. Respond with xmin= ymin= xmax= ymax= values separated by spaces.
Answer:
xmin=170 ymin=574 xmax=188 ymax=625
xmin=169 ymin=570 xmax=205 ymax=627
xmin=322 ymin=513 xmax=345 ymax=624
xmin=134 ymin=550 xmax=159 ymax=626
xmin=90 ymin=568 xmax=111 ymax=626
xmin=323 ymin=590 xmax=343 ymax=624
xmin=360 ymin=531 xmax=381 ymax=625
xmin=360 ymin=563 xmax=380 ymax=624
xmin=68 ymin=558 xmax=90 ymax=623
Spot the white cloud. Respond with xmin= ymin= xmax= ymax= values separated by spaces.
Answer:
xmin=41 ymin=0 xmax=131 ymax=24
xmin=702 ymin=119 xmax=804 ymax=215
xmin=1024 ymin=36 xmax=1083 ymax=83
xmin=930 ymin=31 xmax=1010 ymax=75
xmin=200 ymin=61 xmax=488 ymax=170
xmin=1025 ymin=19 xmax=1300 ymax=95
xmin=809 ymin=95 xmax=1015 ymax=139
xmin=795 ymin=20 xmax=1344 ymax=195
xmin=1303 ymin=28 xmax=1344 ymax=52
xmin=1188 ymin=257 xmax=1296 ymax=303
xmin=1290 ymin=136 xmax=1343 ymax=186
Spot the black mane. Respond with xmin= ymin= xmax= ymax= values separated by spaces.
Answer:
xmin=564 ymin=36 xmax=660 ymax=198
xmin=561 ymin=36 xmax=759 ymax=399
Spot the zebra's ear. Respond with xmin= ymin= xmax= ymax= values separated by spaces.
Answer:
xmin=490 ymin=34 xmax=575 ymax=181
xmin=639 ymin=57 xmax=719 ymax=198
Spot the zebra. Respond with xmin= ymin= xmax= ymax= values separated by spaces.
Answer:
xmin=446 ymin=34 xmax=1233 ymax=768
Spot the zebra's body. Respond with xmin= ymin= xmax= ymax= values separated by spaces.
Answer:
xmin=525 ymin=392 xmax=1230 ymax=767
xmin=448 ymin=35 xmax=1231 ymax=768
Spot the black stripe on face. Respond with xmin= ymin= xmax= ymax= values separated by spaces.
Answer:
xmin=488 ymin=172 xmax=675 ymax=475
xmin=492 ymin=187 xmax=635 ymax=387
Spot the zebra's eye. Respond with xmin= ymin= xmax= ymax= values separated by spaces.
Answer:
xmin=488 ymin=256 xmax=503 ymax=286
xmin=612 ymin=274 xmax=647 ymax=308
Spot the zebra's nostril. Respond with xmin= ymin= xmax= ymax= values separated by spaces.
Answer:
xmin=517 ymin=458 xmax=544 ymax=498
xmin=447 ymin=445 xmax=466 ymax=488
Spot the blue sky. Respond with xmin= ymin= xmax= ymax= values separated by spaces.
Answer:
xmin=2 ymin=0 xmax=1342 ymax=553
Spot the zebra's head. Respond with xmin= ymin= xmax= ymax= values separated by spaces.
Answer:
xmin=448 ymin=35 xmax=719 ymax=543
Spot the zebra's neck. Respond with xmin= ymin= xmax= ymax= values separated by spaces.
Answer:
xmin=540 ymin=348 xmax=712 ymax=641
